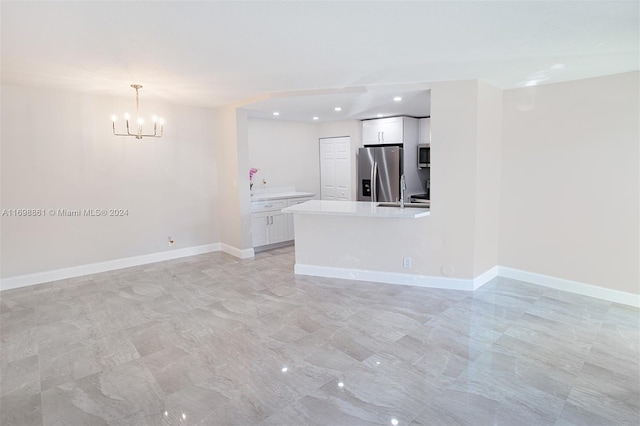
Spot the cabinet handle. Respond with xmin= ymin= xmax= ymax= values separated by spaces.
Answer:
xmin=381 ymin=131 xmax=384 ymax=141
xmin=264 ymin=204 xmax=273 ymax=208
xmin=266 ymin=216 xmax=269 ymax=225
xmin=270 ymin=216 xmax=273 ymax=225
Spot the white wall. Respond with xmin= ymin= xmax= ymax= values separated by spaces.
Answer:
xmin=248 ymin=119 xmax=321 ymax=195
xmin=473 ymin=81 xmax=503 ymax=276
xmin=500 ymin=72 xmax=639 ymax=295
xmin=214 ymin=106 xmax=252 ymax=253
xmin=246 ymin=118 xmax=363 ymax=201
xmin=0 ymin=85 xmax=219 ymax=278
xmin=428 ymin=80 xmax=481 ymax=279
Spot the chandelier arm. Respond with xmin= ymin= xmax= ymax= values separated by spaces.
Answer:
xmin=112 ymin=84 xmax=163 ymax=140
xmin=135 ymin=132 xmax=163 ymax=137
xmin=113 ymin=123 xmax=137 ymax=137
xmin=138 ymin=124 xmax=164 ymax=138
xmin=135 ymin=87 xmax=141 ymax=139
xmin=127 ymin=120 xmax=140 ymax=138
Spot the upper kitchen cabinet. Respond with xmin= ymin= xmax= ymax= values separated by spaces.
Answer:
xmin=362 ymin=116 xmax=418 ymax=145
xmin=418 ymin=117 xmax=431 ymax=144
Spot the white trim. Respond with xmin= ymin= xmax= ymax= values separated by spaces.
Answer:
xmin=0 ymin=243 xmax=222 ymax=292
xmin=294 ymin=263 xmax=476 ymax=291
xmin=293 ymin=264 xmax=640 ymax=308
xmin=473 ymin=265 xmax=499 ymax=290
xmin=221 ymin=243 xmax=255 ymax=259
xmin=498 ymin=266 xmax=640 ymax=308
xmin=4 ymin=249 xmax=637 ymax=308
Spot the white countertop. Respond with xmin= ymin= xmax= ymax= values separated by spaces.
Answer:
xmin=282 ymin=200 xmax=430 ymax=219
xmin=251 ymin=191 xmax=315 ymax=201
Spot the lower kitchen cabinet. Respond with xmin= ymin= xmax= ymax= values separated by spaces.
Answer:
xmin=251 ymin=211 xmax=288 ymax=247
xmin=251 ymin=195 xmax=313 ymax=249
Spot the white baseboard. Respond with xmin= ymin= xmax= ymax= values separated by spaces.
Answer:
xmin=498 ymin=266 xmax=640 ymax=308
xmin=1 ymin=243 xmax=225 ymax=292
xmin=221 ymin=243 xmax=255 ymax=259
xmin=294 ymin=263 xmax=640 ymax=307
xmin=294 ymin=263 xmax=486 ymax=291
xmin=4 ymin=249 xmax=637 ymax=308
xmin=473 ymin=266 xmax=499 ymax=290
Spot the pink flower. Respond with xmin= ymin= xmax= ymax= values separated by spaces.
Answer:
xmin=249 ymin=167 xmax=259 ymax=180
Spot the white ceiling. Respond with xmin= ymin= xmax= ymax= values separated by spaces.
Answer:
xmin=1 ymin=1 xmax=638 ymax=122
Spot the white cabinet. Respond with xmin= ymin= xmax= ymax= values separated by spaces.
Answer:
xmin=251 ymin=195 xmax=313 ymax=248
xmin=286 ymin=196 xmax=313 ymax=239
xmin=362 ymin=117 xmax=417 ymax=145
xmin=251 ymin=200 xmax=288 ymax=248
xmin=362 ymin=121 xmax=382 ymax=145
xmin=251 ymin=211 xmax=288 ymax=247
xmin=251 ymin=212 xmax=269 ymax=247
xmin=270 ymin=212 xmax=288 ymax=242
xmin=418 ymin=117 xmax=431 ymax=144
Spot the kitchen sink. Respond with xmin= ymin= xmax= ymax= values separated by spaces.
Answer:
xmin=377 ymin=202 xmax=430 ymax=209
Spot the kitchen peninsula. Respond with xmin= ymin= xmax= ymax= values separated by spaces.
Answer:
xmin=282 ymin=200 xmax=431 ymax=286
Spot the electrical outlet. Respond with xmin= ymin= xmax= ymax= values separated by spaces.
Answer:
xmin=403 ymin=256 xmax=411 ymax=269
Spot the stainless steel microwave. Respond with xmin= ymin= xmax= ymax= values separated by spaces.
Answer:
xmin=418 ymin=144 xmax=430 ymax=168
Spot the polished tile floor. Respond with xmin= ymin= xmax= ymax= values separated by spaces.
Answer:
xmin=1 ymin=246 xmax=639 ymax=425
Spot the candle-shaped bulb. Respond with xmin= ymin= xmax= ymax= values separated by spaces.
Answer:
xmin=111 ymin=115 xmax=117 ymax=122
xmin=124 ymin=113 xmax=130 ymax=120
xmin=152 ymin=115 xmax=158 ymax=123
xmin=159 ymin=118 xmax=165 ymax=125
xmin=138 ymin=118 xmax=144 ymax=125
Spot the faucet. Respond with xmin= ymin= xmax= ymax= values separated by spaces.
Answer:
xmin=400 ymin=174 xmax=406 ymax=209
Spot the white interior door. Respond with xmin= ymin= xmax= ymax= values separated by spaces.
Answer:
xmin=320 ymin=137 xmax=351 ymax=200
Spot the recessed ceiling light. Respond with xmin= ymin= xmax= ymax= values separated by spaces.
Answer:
xmin=334 ymin=107 xmax=342 ymax=111
xmin=393 ymin=96 xmax=402 ymax=102
xmin=313 ymin=116 xmax=319 ymax=120
xmin=273 ymin=112 xmax=280 ymax=116
xmin=377 ymin=114 xmax=383 ymax=118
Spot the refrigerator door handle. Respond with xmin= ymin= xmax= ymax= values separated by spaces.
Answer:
xmin=372 ymin=162 xmax=378 ymax=202
xmin=370 ymin=161 xmax=375 ymax=202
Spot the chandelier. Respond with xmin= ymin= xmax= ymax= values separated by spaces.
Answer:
xmin=112 ymin=84 xmax=164 ymax=139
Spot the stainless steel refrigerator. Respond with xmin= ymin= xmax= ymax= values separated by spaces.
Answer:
xmin=357 ymin=146 xmax=403 ymax=202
